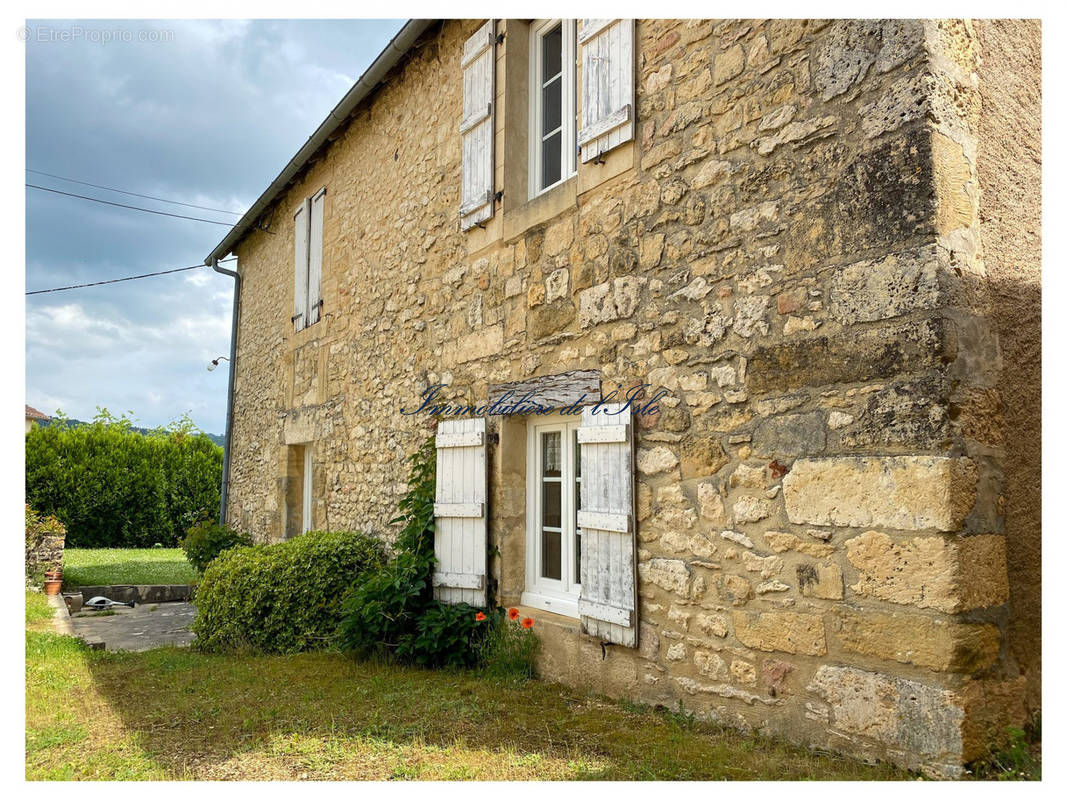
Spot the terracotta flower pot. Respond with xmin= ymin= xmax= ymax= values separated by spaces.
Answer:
xmin=44 ymin=579 xmax=62 ymax=596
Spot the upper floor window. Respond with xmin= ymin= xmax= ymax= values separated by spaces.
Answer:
xmin=457 ymin=19 xmax=635 ymax=229
xmin=293 ymin=187 xmax=325 ymax=331
xmin=529 ymin=19 xmax=577 ymax=197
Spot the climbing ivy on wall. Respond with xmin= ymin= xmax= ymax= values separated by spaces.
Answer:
xmin=337 ymin=435 xmax=491 ymax=668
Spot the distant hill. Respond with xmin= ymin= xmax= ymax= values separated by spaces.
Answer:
xmin=36 ymin=417 xmax=224 ymax=447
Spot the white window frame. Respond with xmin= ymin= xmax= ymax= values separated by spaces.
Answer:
xmin=528 ymin=18 xmax=578 ymax=199
xmin=301 ymin=447 xmax=313 ymax=535
xmin=522 ymin=411 xmax=583 ymax=617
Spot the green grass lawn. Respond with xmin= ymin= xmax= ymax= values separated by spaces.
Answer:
xmin=25 ymin=591 xmax=54 ymax=628
xmin=24 ymin=590 xmax=909 ymax=781
xmin=62 ymin=549 xmax=197 ymax=587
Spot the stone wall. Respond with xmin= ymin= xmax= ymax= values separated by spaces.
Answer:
xmin=972 ymin=19 xmax=1041 ymax=713
xmin=26 ymin=524 xmax=64 ymax=587
xmin=227 ymin=19 xmax=1037 ymax=775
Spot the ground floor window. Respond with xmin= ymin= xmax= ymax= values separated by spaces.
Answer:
xmin=285 ymin=443 xmax=314 ymax=538
xmin=301 ymin=447 xmax=313 ymax=535
xmin=523 ymin=412 xmax=582 ymax=616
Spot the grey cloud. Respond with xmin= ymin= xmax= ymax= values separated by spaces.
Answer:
xmin=26 ymin=19 xmax=405 ymax=433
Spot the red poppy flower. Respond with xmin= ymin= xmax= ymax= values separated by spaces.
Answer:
xmin=475 ymin=612 xmax=487 ymax=621
xmin=508 ymin=607 xmax=520 ymax=620
xmin=521 ymin=617 xmax=534 ymax=629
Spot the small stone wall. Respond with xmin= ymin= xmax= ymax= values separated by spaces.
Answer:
xmin=74 ymin=585 xmax=194 ymax=604
xmin=25 ymin=533 xmax=64 ymax=586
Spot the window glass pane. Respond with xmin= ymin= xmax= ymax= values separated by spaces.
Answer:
xmin=542 ymin=479 xmax=561 ymax=529
xmin=542 ymin=530 xmax=562 ymax=580
xmin=541 ymin=131 xmax=561 ymax=188
xmin=542 ymin=431 xmax=561 ymax=477
xmin=542 ymin=23 xmax=562 ymax=80
xmin=574 ymin=430 xmax=581 ymax=477
xmin=542 ymin=78 xmax=562 ymax=136
xmin=575 ymin=532 xmax=582 ymax=583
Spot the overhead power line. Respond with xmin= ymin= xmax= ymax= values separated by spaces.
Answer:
xmin=27 ymin=169 xmax=245 ymax=217
xmin=26 ymin=258 xmax=236 ymax=296
xmin=26 ymin=184 xmax=235 ymax=226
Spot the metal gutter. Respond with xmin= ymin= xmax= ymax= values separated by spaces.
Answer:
xmin=203 ymin=18 xmax=434 ymax=265
xmin=211 ymin=258 xmax=240 ymax=524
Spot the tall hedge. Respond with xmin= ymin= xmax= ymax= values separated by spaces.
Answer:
xmin=25 ymin=411 xmax=222 ymax=548
xmin=192 ymin=530 xmax=386 ymax=654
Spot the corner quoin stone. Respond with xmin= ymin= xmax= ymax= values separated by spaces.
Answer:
xmin=845 ymin=531 xmax=1009 ymax=613
xmin=732 ymin=610 xmax=826 ymax=655
xmin=832 ymin=609 xmax=1001 ymax=672
xmin=807 ymin=665 xmax=966 ymax=773
xmin=782 ymin=456 xmax=978 ymax=531
xmin=746 ymin=318 xmax=948 ymax=394
xmin=809 ymin=666 xmax=1028 ymax=776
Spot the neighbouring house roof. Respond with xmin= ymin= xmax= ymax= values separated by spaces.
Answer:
xmin=203 ymin=19 xmax=435 ymax=266
xmin=25 ymin=405 xmax=49 ymax=421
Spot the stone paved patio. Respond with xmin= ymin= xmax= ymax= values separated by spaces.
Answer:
xmin=69 ymin=602 xmax=196 ymax=651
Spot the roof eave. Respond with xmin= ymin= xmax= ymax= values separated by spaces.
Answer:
xmin=203 ymin=18 xmax=436 ymax=266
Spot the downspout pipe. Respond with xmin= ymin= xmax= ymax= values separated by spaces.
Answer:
xmin=211 ymin=257 xmax=240 ymax=525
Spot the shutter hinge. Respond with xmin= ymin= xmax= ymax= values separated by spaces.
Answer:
xmin=486 ymin=432 xmax=499 ymax=445
xmin=493 ymin=190 xmax=503 ymax=203
xmin=495 ymin=32 xmax=505 ymax=44
xmin=577 ymin=143 xmax=605 ymax=165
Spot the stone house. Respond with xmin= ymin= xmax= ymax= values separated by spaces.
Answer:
xmin=203 ymin=19 xmax=1040 ymax=776
xmin=25 ymin=404 xmax=49 ymax=433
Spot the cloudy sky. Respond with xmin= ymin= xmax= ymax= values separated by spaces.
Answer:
xmin=25 ymin=19 xmax=405 ymax=435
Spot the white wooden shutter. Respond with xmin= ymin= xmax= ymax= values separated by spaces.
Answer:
xmin=459 ymin=20 xmax=496 ymax=231
xmin=577 ymin=403 xmax=637 ymax=646
xmin=578 ymin=19 xmax=635 ymax=163
xmin=307 ymin=188 xmax=325 ymax=326
xmin=433 ymin=417 xmax=488 ymax=606
xmin=293 ymin=199 xmax=310 ymax=331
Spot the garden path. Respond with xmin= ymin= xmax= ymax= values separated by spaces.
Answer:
xmin=69 ymin=602 xmax=196 ymax=651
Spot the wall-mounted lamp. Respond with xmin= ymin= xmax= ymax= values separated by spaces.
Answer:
xmin=207 ymin=355 xmax=230 ymax=372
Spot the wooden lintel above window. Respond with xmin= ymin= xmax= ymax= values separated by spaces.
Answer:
xmin=488 ymin=369 xmax=601 ymax=410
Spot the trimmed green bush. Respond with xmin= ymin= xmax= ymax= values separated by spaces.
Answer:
xmin=338 ymin=436 xmax=495 ymax=669
xmin=338 ymin=437 xmax=441 ymax=661
xmin=180 ymin=518 xmax=252 ymax=573
xmin=192 ymin=530 xmax=385 ymax=654
xmin=398 ymin=601 xmax=487 ymax=669
xmin=25 ymin=410 xmax=222 ymax=548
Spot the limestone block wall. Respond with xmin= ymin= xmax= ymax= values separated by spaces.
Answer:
xmin=971 ymin=19 xmax=1041 ymax=714
xmin=226 ymin=19 xmax=1038 ymax=775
